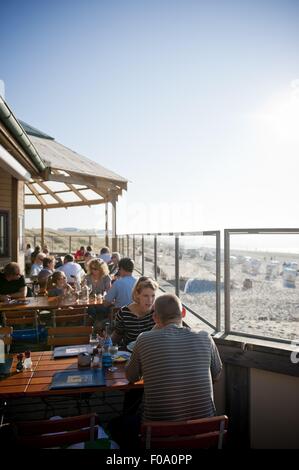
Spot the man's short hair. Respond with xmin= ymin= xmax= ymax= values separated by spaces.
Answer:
xmin=118 ymin=257 xmax=134 ymax=273
xmin=4 ymin=262 xmax=20 ymax=277
xmin=43 ymin=256 xmax=54 ymax=268
xmin=64 ymin=254 xmax=74 ymax=263
xmin=154 ymin=294 xmax=182 ymax=324
xmin=100 ymin=246 xmax=110 ymax=254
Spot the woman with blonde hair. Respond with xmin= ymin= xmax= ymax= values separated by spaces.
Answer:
xmin=85 ymin=258 xmax=112 ymax=326
xmin=111 ymin=276 xmax=158 ymax=347
xmin=85 ymin=258 xmax=111 ymax=296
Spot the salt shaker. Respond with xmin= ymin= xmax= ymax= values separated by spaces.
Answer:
xmin=23 ymin=350 xmax=33 ymax=371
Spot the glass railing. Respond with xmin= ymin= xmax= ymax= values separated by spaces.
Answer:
xmin=118 ymin=231 xmax=221 ymax=334
xmin=224 ymin=228 xmax=299 ymax=343
xmin=119 ymin=228 xmax=299 ymax=343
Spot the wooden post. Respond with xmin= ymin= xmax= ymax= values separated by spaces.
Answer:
xmin=111 ymin=197 xmax=117 ymax=252
xmin=105 ymin=203 xmax=109 ymax=247
xmin=41 ymin=207 xmax=45 ymax=249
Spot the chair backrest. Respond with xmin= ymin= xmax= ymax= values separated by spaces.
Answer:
xmin=2 ymin=310 xmax=38 ymax=327
xmin=140 ymin=415 xmax=229 ymax=449
xmin=15 ymin=413 xmax=100 ymax=448
xmin=53 ymin=306 xmax=88 ymax=327
xmin=0 ymin=326 xmax=13 ymax=345
xmin=47 ymin=325 xmax=92 ymax=347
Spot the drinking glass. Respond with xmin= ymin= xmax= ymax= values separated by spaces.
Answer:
xmin=33 ymin=284 xmax=40 ymax=302
xmin=108 ymin=344 xmax=119 ymax=372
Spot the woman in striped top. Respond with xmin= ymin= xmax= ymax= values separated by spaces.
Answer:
xmin=111 ymin=277 xmax=158 ymax=347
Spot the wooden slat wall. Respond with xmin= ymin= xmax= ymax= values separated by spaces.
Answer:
xmin=0 ymin=171 xmax=25 ymax=271
xmin=0 ymin=169 xmax=12 ymax=209
xmin=0 ymin=169 xmax=11 ymax=268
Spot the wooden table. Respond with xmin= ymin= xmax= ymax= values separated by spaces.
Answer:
xmin=0 ymin=351 xmax=143 ymax=399
xmin=0 ymin=297 xmax=104 ymax=313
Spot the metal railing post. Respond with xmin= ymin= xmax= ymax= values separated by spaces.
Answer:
xmin=224 ymin=229 xmax=230 ymax=334
xmin=216 ymin=231 xmax=221 ymax=332
xmin=142 ymin=235 xmax=144 ymax=275
xmin=133 ymin=235 xmax=136 ymax=262
xmin=69 ymin=236 xmax=72 ymax=254
xmin=154 ymin=236 xmax=157 ymax=280
xmin=175 ymin=236 xmax=180 ymax=297
xmin=127 ymin=234 xmax=129 ymax=257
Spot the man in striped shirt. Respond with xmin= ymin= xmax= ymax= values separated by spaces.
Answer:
xmin=126 ymin=293 xmax=222 ymax=422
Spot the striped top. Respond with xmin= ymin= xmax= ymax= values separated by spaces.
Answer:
xmin=114 ymin=305 xmax=155 ymax=346
xmin=126 ymin=324 xmax=222 ymax=421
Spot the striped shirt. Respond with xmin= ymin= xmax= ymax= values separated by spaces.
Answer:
xmin=126 ymin=324 xmax=222 ymax=421
xmin=114 ymin=305 xmax=155 ymax=346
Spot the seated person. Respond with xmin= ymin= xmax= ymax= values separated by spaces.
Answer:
xmin=85 ymin=258 xmax=111 ymax=296
xmin=30 ymin=245 xmax=41 ymax=264
xmin=56 ymin=254 xmax=85 ymax=289
xmin=42 ymin=245 xmax=50 ymax=255
xmin=0 ymin=262 xmax=27 ymax=300
xmin=47 ymin=271 xmax=73 ymax=297
xmin=25 ymin=243 xmax=34 ymax=275
xmin=85 ymin=258 xmax=112 ymax=328
xmin=84 ymin=251 xmax=94 ymax=272
xmin=98 ymin=246 xmax=111 ymax=264
xmin=108 ymin=252 xmax=121 ymax=279
xmin=37 ymin=256 xmax=55 ymax=293
xmin=74 ymin=246 xmax=85 ymax=260
xmin=111 ymin=277 xmax=158 ymax=347
xmin=86 ymin=245 xmax=94 ymax=256
xmin=104 ymin=257 xmax=137 ymax=309
xmin=109 ymin=293 xmax=222 ymax=448
xmin=30 ymin=253 xmax=45 ymax=279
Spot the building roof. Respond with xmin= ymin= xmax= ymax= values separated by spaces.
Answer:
xmin=19 ymin=120 xmax=127 ymax=209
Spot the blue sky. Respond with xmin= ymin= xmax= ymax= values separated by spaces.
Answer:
xmin=1 ymin=0 xmax=299 ymax=235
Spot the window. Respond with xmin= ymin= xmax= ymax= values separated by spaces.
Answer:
xmin=0 ymin=211 xmax=9 ymax=257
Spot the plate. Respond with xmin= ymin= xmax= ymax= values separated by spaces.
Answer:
xmin=126 ymin=341 xmax=136 ymax=352
xmin=113 ymin=351 xmax=131 ymax=363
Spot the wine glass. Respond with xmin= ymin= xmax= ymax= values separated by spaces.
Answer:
xmin=108 ymin=344 xmax=119 ymax=372
xmin=33 ymin=284 xmax=40 ymax=302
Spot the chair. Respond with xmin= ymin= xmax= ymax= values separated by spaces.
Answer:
xmin=14 ymin=413 xmax=100 ymax=448
xmin=0 ymin=326 xmax=13 ymax=353
xmin=2 ymin=310 xmax=40 ymax=342
xmin=140 ymin=415 xmax=229 ymax=449
xmin=47 ymin=326 xmax=92 ymax=348
xmin=52 ymin=306 xmax=89 ymax=327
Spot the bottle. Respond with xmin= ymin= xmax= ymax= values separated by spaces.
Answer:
xmin=89 ymin=327 xmax=98 ymax=348
xmin=81 ymin=280 xmax=89 ymax=302
xmin=16 ymin=353 xmax=24 ymax=373
xmin=102 ymin=323 xmax=113 ymax=368
xmin=91 ymin=347 xmax=102 ymax=368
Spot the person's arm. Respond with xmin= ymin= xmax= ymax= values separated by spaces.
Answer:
xmin=210 ymin=336 xmax=222 ymax=383
xmin=125 ymin=341 xmax=142 ymax=383
xmin=104 ymin=275 xmax=112 ymax=293
xmin=111 ymin=309 xmax=125 ymax=344
xmin=103 ymin=281 xmax=117 ymax=306
xmin=111 ymin=330 xmax=122 ymax=345
xmin=11 ymin=286 xmax=27 ymax=299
